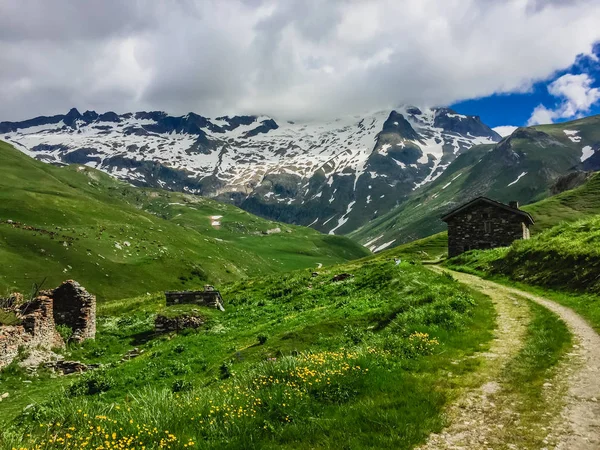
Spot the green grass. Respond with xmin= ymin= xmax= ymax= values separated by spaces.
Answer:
xmin=370 ymin=171 xmax=600 ymax=264
xmin=0 ymin=140 xmax=368 ymax=301
xmin=0 ymin=309 xmax=20 ymax=326
xmin=445 ymin=211 xmax=600 ymax=339
xmin=448 ymin=215 xmax=600 ymax=294
xmin=0 ymin=258 xmax=496 ymax=449
xmin=523 ymin=172 xmax=600 ymax=233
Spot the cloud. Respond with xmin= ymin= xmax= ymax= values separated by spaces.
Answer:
xmin=492 ymin=126 xmax=518 ymax=137
xmin=527 ymin=73 xmax=600 ymax=125
xmin=1 ymin=0 xmax=600 ymax=121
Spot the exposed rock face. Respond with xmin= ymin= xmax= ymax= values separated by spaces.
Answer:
xmin=155 ymin=314 xmax=204 ymax=333
xmin=0 ymin=280 xmax=96 ymax=369
xmin=551 ymin=171 xmax=594 ymax=195
xmin=1 ymin=106 xmax=501 ymax=235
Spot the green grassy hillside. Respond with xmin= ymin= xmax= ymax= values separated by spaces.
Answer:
xmin=371 ymin=171 xmax=600 ymax=263
xmin=0 ymin=257 xmax=495 ymax=449
xmin=448 ymin=215 xmax=600 ymax=294
xmin=0 ymin=140 xmax=368 ymax=300
xmin=351 ymin=114 xmax=600 ymax=249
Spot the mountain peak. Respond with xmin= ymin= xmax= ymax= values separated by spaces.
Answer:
xmin=381 ymin=111 xmax=420 ymax=141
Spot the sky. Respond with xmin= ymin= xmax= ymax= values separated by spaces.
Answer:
xmin=1 ymin=0 xmax=600 ymax=134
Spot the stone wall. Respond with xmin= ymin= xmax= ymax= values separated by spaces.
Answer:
xmin=48 ymin=280 xmax=96 ymax=342
xmin=155 ymin=314 xmax=204 ymax=333
xmin=165 ymin=289 xmax=224 ymax=311
xmin=446 ymin=203 xmax=529 ymax=257
xmin=0 ymin=280 xmax=96 ymax=369
xmin=0 ymin=296 xmax=64 ymax=369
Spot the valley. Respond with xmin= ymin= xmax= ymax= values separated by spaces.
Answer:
xmin=0 ymin=140 xmax=368 ymax=300
xmin=1 ymin=112 xmax=600 ymax=450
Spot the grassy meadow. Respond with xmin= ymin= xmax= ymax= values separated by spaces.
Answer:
xmin=0 ymin=140 xmax=368 ymax=301
xmin=0 ymin=259 xmax=496 ymax=449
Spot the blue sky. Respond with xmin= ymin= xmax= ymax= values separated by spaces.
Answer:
xmin=452 ymin=43 xmax=600 ymax=132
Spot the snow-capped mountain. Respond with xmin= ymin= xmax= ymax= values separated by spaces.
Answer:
xmin=1 ymin=106 xmax=501 ymax=234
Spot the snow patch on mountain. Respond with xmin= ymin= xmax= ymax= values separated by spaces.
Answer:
xmin=1 ymin=106 xmax=501 ymax=235
xmin=581 ymin=146 xmax=594 ymax=162
xmin=508 ymin=171 xmax=528 ymax=186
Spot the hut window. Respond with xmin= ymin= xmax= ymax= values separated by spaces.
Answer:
xmin=484 ymin=221 xmax=492 ymax=233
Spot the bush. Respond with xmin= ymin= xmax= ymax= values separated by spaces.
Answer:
xmin=171 ymin=379 xmax=193 ymax=393
xmin=257 ymin=333 xmax=268 ymax=345
xmin=343 ymin=325 xmax=365 ymax=345
xmin=67 ymin=370 xmax=114 ymax=397
xmin=219 ymin=361 xmax=233 ymax=379
xmin=173 ymin=343 xmax=186 ymax=354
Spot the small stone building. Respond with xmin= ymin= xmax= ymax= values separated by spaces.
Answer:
xmin=441 ymin=197 xmax=534 ymax=257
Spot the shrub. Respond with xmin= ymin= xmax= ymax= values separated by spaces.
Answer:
xmin=173 ymin=343 xmax=186 ymax=354
xmin=67 ymin=370 xmax=114 ymax=397
xmin=257 ymin=333 xmax=268 ymax=345
xmin=343 ymin=325 xmax=365 ymax=345
xmin=219 ymin=361 xmax=233 ymax=379
xmin=171 ymin=379 xmax=193 ymax=393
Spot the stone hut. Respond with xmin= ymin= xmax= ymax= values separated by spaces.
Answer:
xmin=165 ymin=285 xmax=225 ymax=311
xmin=441 ymin=197 xmax=534 ymax=258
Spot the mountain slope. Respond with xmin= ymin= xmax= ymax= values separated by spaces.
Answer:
xmin=351 ymin=114 xmax=600 ymax=251
xmin=1 ymin=107 xmax=500 ymax=235
xmin=373 ymin=170 xmax=600 ymax=262
xmin=0 ymin=140 xmax=368 ymax=300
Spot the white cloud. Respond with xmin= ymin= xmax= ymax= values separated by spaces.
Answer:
xmin=527 ymin=73 xmax=600 ymax=125
xmin=1 ymin=0 xmax=600 ymax=121
xmin=493 ymin=125 xmax=518 ymax=137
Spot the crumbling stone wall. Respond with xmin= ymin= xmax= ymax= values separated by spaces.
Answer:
xmin=155 ymin=314 xmax=204 ymax=333
xmin=0 ymin=280 xmax=96 ymax=369
xmin=0 ymin=296 xmax=64 ymax=369
xmin=165 ymin=286 xmax=224 ymax=311
xmin=48 ymin=280 xmax=96 ymax=342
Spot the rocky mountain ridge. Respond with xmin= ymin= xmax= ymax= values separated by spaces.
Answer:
xmin=1 ymin=106 xmax=500 ymax=235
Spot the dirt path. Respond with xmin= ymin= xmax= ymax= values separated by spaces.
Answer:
xmin=418 ymin=267 xmax=600 ymax=450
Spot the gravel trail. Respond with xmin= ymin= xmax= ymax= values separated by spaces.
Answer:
xmin=418 ymin=267 xmax=600 ymax=449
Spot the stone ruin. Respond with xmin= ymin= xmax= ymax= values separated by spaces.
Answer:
xmin=47 ymin=280 xmax=96 ymax=342
xmin=156 ymin=285 xmax=223 ymax=333
xmin=165 ymin=285 xmax=225 ymax=311
xmin=0 ymin=280 xmax=96 ymax=370
xmin=155 ymin=314 xmax=204 ymax=333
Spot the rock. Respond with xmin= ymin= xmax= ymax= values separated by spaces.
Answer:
xmin=121 ymin=347 xmax=144 ymax=362
xmin=331 ymin=273 xmax=353 ymax=282
xmin=45 ymin=360 xmax=100 ymax=375
xmin=0 ymin=392 xmax=9 ymax=400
